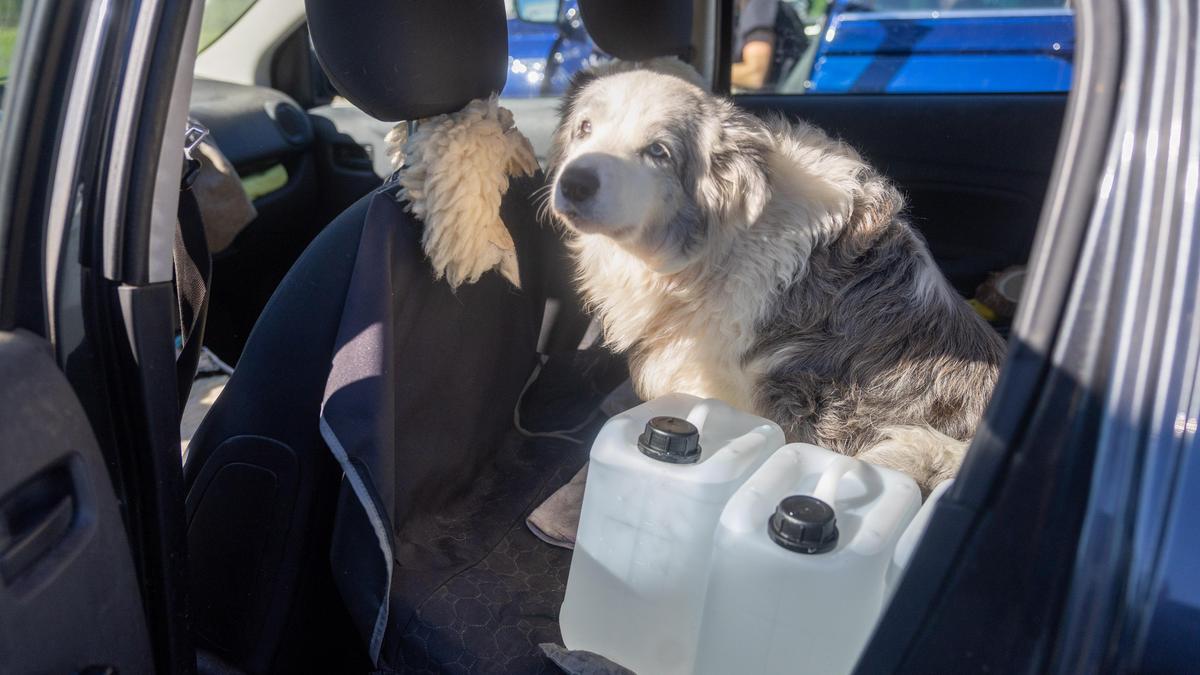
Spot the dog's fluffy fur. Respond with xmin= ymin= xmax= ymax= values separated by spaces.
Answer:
xmin=547 ymin=60 xmax=1005 ymax=492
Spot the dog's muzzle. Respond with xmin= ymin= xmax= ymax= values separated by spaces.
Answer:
xmin=554 ymin=156 xmax=636 ymax=238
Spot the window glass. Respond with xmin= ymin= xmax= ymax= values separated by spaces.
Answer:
xmin=510 ymin=0 xmax=560 ymax=24
xmin=502 ymin=0 xmax=607 ymax=98
xmin=730 ymin=0 xmax=1074 ymax=95
xmin=199 ymin=0 xmax=258 ymax=53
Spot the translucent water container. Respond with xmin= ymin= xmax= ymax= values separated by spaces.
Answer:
xmin=695 ymin=443 xmax=922 ymax=675
xmin=559 ymin=393 xmax=786 ymax=674
xmin=887 ymin=478 xmax=954 ymax=592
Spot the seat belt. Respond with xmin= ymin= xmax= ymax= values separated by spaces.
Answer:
xmin=174 ymin=120 xmax=212 ymax=413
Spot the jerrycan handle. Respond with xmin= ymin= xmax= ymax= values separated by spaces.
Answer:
xmin=685 ymin=401 xmax=714 ymax=432
xmin=813 ymin=455 xmax=857 ymax=506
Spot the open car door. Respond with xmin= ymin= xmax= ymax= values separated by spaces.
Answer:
xmin=0 ymin=1 xmax=154 ymax=670
xmin=0 ymin=0 xmax=201 ymax=672
xmin=0 ymin=335 xmax=153 ymax=674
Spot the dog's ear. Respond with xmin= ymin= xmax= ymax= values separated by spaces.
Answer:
xmin=700 ymin=106 xmax=772 ymax=227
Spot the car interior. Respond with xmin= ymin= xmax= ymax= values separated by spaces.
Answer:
xmin=189 ymin=6 xmax=1062 ymax=367
xmin=172 ymin=0 xmax=1073 ymax=672
xmin=0 ymin=0 xmax=1094 ymax=673
xmin=10 ymin=0 xmax=1200 ymax=672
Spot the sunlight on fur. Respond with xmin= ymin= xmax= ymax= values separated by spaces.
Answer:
xmin=545 ymin=59 xmax=1004 ymax=494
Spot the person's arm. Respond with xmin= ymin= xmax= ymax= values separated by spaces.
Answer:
xmin=731 ymin=35 xmax=774 ymax=90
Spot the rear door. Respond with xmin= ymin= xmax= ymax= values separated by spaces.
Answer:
xmin=0 ymin=0 xmax=178 ymax=671
xmin=727 ymin=0 xmax=1073 ymax=302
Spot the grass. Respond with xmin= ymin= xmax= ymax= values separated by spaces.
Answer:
xmin=0 ymin=24 xmax=19 ymax=83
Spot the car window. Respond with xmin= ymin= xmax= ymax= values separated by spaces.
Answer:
xmin=0 ymin=0 xmax=21 ymax=108
xmin=729 ymin=0 xmax=1074 ymax=95
xmin=199 ymin=0 xmax=257 ymax=53
xmin=502 ymin=0 xmax=606 ymax=98
xmin=510 ymin=0 xmax=560 ymax=23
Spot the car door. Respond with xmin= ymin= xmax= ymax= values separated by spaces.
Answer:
xmin=730 ymin=0 xmax=1074 ymax=303
xmin=0 ymin=1 xmax=155 ymax=672
xmin=0 ymin=0 xmax=200 ymax=672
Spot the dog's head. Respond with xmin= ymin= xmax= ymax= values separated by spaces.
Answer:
xmin=548 ymin=65 xmax=772 ymax=274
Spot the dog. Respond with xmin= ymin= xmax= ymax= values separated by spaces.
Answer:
xmin=545 ymin=60 xmax=1006 ymax=493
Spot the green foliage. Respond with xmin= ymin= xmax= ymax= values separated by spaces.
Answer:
xmin=0 ymin=0 xmax=20 ymax=82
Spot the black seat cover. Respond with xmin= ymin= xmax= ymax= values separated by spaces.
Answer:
xmin=185 ymin=170 xmax=588 ymax=672
xmin=183 ymin=0 xmax=556 ymax=671
xmin=184 ymin=1 xmax=680 ymax=672
xmin=577 ymin=0 xmax=694 ymax=61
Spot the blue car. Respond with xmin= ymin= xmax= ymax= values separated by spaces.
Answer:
xmin=504 ymin=0 xmax=604 ymax=97
xmin=806 ymin=0 xmax=1074 ymax=93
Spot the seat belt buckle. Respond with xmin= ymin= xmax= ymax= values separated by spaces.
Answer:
xmin=181 ymin=119 xmax=210 ymax=190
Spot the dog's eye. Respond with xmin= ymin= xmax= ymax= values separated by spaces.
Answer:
xmin=645 ymin=142 xmax=671 ymax=160
xmin=578 ymin=119 xmax=592 ymax=138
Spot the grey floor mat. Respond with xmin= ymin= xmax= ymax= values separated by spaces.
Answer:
xmin=381 ymin=350 xmax=626 ymax=674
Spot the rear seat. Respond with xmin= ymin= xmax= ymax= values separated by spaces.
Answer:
xmin=183 ymin=0 xmax=693 ymax=671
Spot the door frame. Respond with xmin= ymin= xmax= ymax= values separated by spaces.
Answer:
xmin=0 ymin=0 xmax=204 ymax=672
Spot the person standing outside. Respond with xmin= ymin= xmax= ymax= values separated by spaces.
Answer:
xmin=731 ymin=0 xmax=808 ymax=92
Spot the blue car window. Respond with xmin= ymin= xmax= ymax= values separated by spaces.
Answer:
xmin=730 ymin=0 xmax=1075 ymax=95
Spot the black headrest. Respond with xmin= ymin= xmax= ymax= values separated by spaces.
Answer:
xmin=578 ymin=0 xmax=694 ymax=61
xmin=306 ymin=0 xmax=508 ymax=122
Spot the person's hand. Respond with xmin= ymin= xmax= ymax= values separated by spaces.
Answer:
xmin=731 ymin=37 xmax=774 ymax=90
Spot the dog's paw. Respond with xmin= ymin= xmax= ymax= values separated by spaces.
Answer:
xmin=391 ymin=96 xmax=536 ymax=289
xmin=857 ymin=425 xmax=967 ymax=497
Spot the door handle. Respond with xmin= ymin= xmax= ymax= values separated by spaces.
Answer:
xmin=0 ymin=466 xmax=76 ymax=583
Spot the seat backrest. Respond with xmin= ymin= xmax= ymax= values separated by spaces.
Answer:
xmin=184 ymin=176 xmax=551 ymax=672
xmin=182 ymin=2 xmax=556 ymax=671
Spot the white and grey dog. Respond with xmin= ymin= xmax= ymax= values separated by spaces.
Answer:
xmin=546 ymin=61 xmax=1005 ymax=493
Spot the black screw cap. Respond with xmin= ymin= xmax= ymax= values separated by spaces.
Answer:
xmin=769 ymin=495 xmax=839 ymax=554
xmin=637 ymin=416 xmax=701 ymax=464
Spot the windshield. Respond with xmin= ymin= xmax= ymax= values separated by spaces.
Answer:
xmin=199 ymin=0 xmax=258 ymax=52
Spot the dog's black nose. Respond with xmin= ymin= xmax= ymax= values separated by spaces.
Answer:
xmin=560 ymin=165 xmax=599 ymax=203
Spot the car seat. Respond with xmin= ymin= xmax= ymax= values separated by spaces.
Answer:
xmin=182 ymin=1 xmax=688 ymax=673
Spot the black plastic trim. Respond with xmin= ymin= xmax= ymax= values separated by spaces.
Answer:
xmin=0 ymin=0 xmax=90 ymax=333
xmin=102 ymin=0 xmax=193 ymax=285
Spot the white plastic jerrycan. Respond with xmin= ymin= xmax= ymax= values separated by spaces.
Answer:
xmin=887 ymin=478 xmax=954 ymax=593
xmin=695 ymin=443 xmax=922 ymax=675
xmin=559 ymin=393 xmax=786 ymax=675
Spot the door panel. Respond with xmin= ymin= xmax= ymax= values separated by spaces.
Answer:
xmin=735 ymin=94 xmax=1068 ymax=296
xmin=0 ymin=330 xmax=152 ymax=674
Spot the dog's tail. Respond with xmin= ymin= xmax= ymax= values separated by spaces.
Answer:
xmin=856 ymin=425 xmax=968 ymax=498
